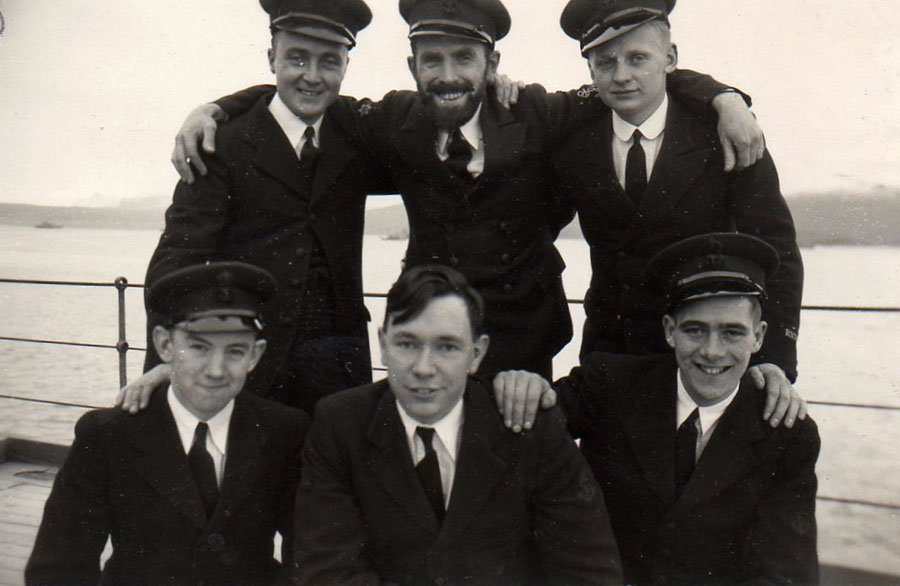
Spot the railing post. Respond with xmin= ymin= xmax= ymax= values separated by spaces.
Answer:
xmin=115 ymin=277 xmax=130 ymax=389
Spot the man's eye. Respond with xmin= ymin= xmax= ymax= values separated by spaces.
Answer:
xmin=437 ymin=343 xmax=460 ymax=353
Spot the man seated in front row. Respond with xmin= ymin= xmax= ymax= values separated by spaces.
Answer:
xmin=551 ymin=233 xmax=820 ymax=585
xmin=293 ymin=265 xmax=623 ymax=585
xmin=26 ymin=262 xmax=309 ymax=586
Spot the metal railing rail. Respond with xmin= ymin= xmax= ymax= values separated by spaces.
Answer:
xmin=3 ymin=275 xmax=900 ymax=513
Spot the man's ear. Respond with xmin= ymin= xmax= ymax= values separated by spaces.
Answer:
xmin=153 ymin=326 xmax=175 ymax=362
xmin=665 ymin=43 xmax=678 ymax=74
xmin=407 ymin=55 xmax=417 ymax=80
xmin=662 ymin=315 xmax=677 ymax=348
xmin=377 ymin=327 xmax=388 ymax=366
xmin=268 ymin=47 xmax=276 ymax=74
xmin=753 ymin=320 xmax=768 ymax=353
xmin=468 ymin=334 xmax=490 ymax=375
xmin=247 ymin=339 xmax=267 ymax=372
xmin=486 ymin=50 xmax=501 ymax=77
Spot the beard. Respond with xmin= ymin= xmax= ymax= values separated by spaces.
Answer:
xmin=417 ymin=78 xmax=487 ymax=130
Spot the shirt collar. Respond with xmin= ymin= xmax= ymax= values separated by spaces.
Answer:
xmin=395 ymin=394 xmax=465 ymax=461
xmin=675 ymin=369 xmax=739 ymax=434
xmin=612 ymin=93 xmax=668 ymax=142
xmin=438 ymin=103 xmax=483 ymax=155
xmin=268 ymin=92 xmax=323 ymax=149
xmin=166 ymin=385 xmax=235 ymax=455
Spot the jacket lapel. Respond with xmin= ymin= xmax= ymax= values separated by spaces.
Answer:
xmin=366 ymin=383 xmax=442 ymax=535
xmin=479 ymin=99 xmax=527 ymax=179
xmin=621 ymin=359 xmax=679 ymax=505
xmin=243 ymin=98 xmax=307 ymax=198
xmin=213 ymin=394 xmax=266 ymax=523
xmin=127 ymin=387 xmax=208 ymax=529
xmin=309 ymin=115 xmax=355 ymax=208
xmin=670 ymin=376 xmax=766 ymax=516
xmin=633 ymin=100 xmax=713 ymax=225
xmin=437 ymin=381 xmax=509 ymax=544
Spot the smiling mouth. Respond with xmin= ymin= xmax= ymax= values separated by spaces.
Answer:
xmin=298 ymin=88 xmax=322 ymax=98
xmin=695 ymin=364 xmax=731 ymax=376
xmin=434 ymin=90 xmax=469 ymax=103
xmin=409 ymin=388 xmax=440 ymax=397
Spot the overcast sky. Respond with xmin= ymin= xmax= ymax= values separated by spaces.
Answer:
xmin=1 ymin=0 xmax=899 ymax=207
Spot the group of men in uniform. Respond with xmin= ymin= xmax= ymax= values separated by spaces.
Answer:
xmin=27 ymin=0 xmax=819 ymax=584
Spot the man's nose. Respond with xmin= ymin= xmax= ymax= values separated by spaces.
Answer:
xmin=412 ymin=347 xmax=437 ymax=376
xmin=700 ymin=334 xmax=726 ymax=360
xmin=613 ymin=60 xmax=632 ymax=84
xmin=303 ymin=62 xmax=323 ymax=84
xmin=205 ymin=350 xmax=226 ymax=378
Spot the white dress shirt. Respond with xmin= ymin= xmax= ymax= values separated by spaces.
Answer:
xmin=675 ymin=371 xmax=740 ymax=462
xmin=396 ymin=398 xmax=465 ymax=508
xmin=611 ymin=93 xmax=668 ymax=190
xmin=268 ymin=93 xmax=322 ymax=159
xmin=436 ymin=103 xmax=485 ymax=178
xmin=167 ymin=387 xmax=234 ymax=486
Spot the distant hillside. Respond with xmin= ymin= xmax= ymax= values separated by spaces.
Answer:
xmin=557 ymin=189 xmax=900 ymax=247
xmin=2 ymin=189 xmax=898 ymax=246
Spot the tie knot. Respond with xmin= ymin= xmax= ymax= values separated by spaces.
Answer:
xmin=193 ymin=421 xmax=209 ymax=446
xmin=303 ymin=126 xmax=316 ymax=144
xmin=680 ymin=408 xmax=700 ymax=431
xmin=631 ymin=129 xmax=644 ymax=145
xmin=416 ymin=426 xmax=436 ymax=445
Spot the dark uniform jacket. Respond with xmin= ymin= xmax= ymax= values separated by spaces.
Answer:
xmin=552 ymin=99 xmax=803 ymax=380
xmin=215 ymin=72 xmax=735 ymax=379
xmin=556 ymin=353 xmax=820 ymax=586
xmin=294 ymin=378 xmax=623 ymax=586
xmin=146 ymin=95 xmax=393 ymax=408
xmin=26 ymin=388 xmax=309 ymax=586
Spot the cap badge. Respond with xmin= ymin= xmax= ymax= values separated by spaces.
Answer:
xmin=216 ymin=270 xmax=234 ymax=304
xmin=441 ymin=0 xmax=460 ymax=17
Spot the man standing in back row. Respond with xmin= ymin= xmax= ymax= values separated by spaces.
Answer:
xmin=165 ymin=0 xmax=765 ymax=383
xmin=140 ymin=0 xmax=394 ymax=414
xmin=553 ymin=0 xmax=803 ymax=391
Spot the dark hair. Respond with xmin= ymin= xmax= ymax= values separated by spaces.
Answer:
xmin=384 ymin=265 xmax=486 ymax=337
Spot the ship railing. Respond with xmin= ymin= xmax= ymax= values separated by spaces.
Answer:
xmin=2 ymin=275 xmax=900 ymax=520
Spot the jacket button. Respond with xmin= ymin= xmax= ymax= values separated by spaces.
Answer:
xmin=500 ymin=253 xmax=510 ymax=263
xmin=499 ymin=221 xmax=508 ymax=231
xmin=296 ymin=247 xmax=307 ymax=257
xmin=661 ymin=547 xmax=673 ymax=557
xmin=621 ymin=283 xmax=630 ymax=292
xmin=616 ymin=251 xmax=627 ymax=258
xmin=449 ymin=256 xmax=459 ymax=266
xmin=207 ymin=533 xmax=225 ymax=551
xmin=665 ymin=521 xmax=676 ymax=530
xmin=308 ymin=213 xmax=317 ymax=222
xmin=291 ymin=277 xmax=303 ymax=288
xmin=435 ymin=578 xmax=447 ymax=586
xmin=502 ymin=283 xmax=513 ymax=293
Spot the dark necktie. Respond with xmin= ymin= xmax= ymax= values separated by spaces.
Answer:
xmin=298 ymin=126 xmax=320 ymax=190
xmin=625 ymin=129 xmax=647 ymax=205
xmin=674 ymin=408 xmax=700 ymax=494
xmin=445 ymin=128 xmax=473 ymax=179
xmin=415 ymin=426 xmax=445 ymax=523
xmin=188 ymin=422 xmax=219 ymax=517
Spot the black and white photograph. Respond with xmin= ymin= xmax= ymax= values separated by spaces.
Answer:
xmin=1 ymin=0 xmax=899 ymax=584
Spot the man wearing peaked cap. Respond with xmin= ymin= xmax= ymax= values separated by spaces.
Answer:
xmin=129 ymin=0 xmax=395 ymax=415
xmin=552 ymin=0 xmax=805 ymax=407
xmin=545 ymin=232 xmax=820 ymax=585
xmin=28 ymin=260 xmax=310 ymax=585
